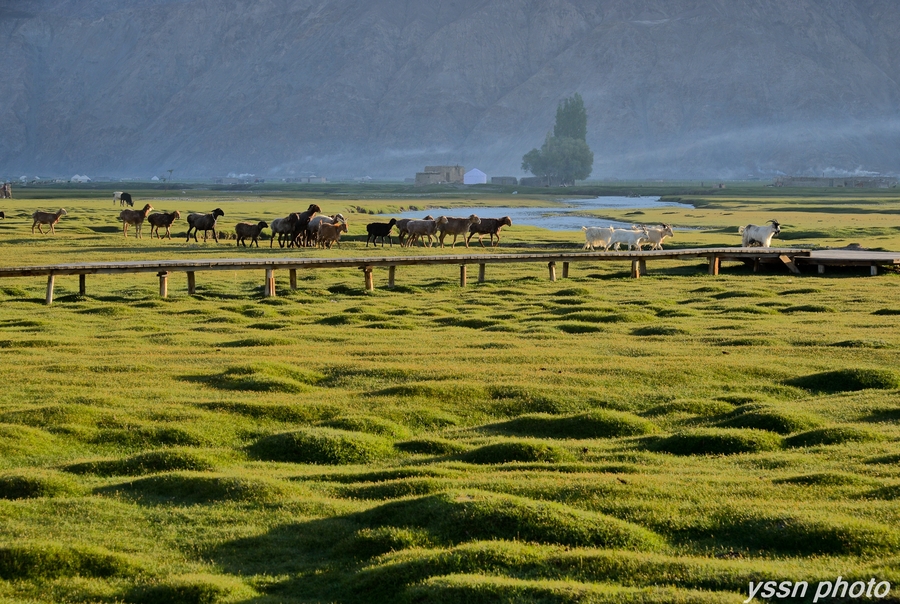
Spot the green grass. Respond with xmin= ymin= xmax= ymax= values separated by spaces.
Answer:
xmin=0 ymin=186 xmax=900 ymax=602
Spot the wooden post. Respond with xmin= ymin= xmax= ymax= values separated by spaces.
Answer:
xmin=639 ymin=259 xmax=647 ymax=275
xmin=265 ymin=269 xmax=275 ymax=297
xmin=478 ymin=263 xmax=486 ymax=283
xmin=871 ymin=264 xmax=878 ymax=276
xmin=817 ymin=264 xmax=825 ymax=275
xmin=708 ymin=255 xmax=720 ymax=276
xmin=388 ymin=266 xmax=396 ymax=288
xmin=460 ymin=265 xmax=467 ymax=287
xmin=79 ymin=274 xmax=86 ymax=296
xmin=363 ymin=266 xmax=374 ymax=291
xmin=45 ymin=274 xmax=55 ymax=305
xmin=289 ymin=269 xmax=297 ymax=290
xmin=562 ymin=262 xmax=569 ymax=279
xmin=187 ymin=272 xmax=196 ymax=295
xmin=753 ymin=259 xmax=760 ymax=273
xmin=158 ymin=271 xmax=168 ymax=298
xmin=548 ymin=261 xmax=556 ymax=282
xmin=631 ymin=259 xmax=641 ymax=279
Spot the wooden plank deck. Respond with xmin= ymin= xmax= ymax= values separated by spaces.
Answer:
xmin=0 ymin=247 xmax=815 ymax=304
xmin=800 ymin=250 xmax=900 ymax=276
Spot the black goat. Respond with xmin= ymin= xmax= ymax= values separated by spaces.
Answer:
xmin=186 ymin=208 xmax=225 ymax=242
xmin=366 ymin=218 xmax=398 ymax=247
xmin=288 ymin=204 xmax=321 ymax=247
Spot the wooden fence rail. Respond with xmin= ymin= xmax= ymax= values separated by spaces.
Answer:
xmin=0 ymin=247 xmax=821 ymax=305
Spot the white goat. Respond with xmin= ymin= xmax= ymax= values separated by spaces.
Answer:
xmin=609 ymin=226 xmax=650 ymax=251
xmin=739 ymin=220 xmax=781 ymax=247
xmin=643 ymin=224 xmax=675 ymax=250
xmin=582 ymin=226 xmax=616 ymax=251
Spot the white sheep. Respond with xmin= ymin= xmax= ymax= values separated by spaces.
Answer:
xmin=582 ymin=226 xmax=616 ymax=251
xmin=609 ymin=226 xmax=650 ymax=251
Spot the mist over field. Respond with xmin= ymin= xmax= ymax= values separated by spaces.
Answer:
xmin=2 ymin=0 xmax=900 ymax=179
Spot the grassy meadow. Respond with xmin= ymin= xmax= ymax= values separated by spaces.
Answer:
xmin=0 ymin=183 xmax=900 ymax=603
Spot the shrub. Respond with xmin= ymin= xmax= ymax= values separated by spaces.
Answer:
xmin=248 ymin=428 xmax=395 ymax=464
xmin=649 ymin=429 xmax=783 ymax=456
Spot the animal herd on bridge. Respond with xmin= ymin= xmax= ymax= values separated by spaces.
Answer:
xmin=4 ymin=190 xmax=786 ymax=252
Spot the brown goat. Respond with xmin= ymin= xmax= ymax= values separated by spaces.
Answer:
xmin=31 ymin=208 xmax=68 ymax=234
xmin=119 ymin=204 xmax=154 ymax=238
xmin=147 ymin=210 xmax=181 ymax=239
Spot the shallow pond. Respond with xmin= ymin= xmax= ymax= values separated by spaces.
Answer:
xmin=396 ymin=196 xmax=690 ymax=231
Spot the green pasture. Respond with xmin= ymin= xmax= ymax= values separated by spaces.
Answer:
xmin=0 ymin=185 xmax=899 ymax=603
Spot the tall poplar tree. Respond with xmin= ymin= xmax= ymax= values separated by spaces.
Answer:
xmin=522 ymin=93 xmax=593 ymax=185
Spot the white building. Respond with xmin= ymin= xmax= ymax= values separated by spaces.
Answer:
xmin=464 ymin=168 xmax=487 ymax=185
xmin=70 ymin=174 xmax=91 ymax=183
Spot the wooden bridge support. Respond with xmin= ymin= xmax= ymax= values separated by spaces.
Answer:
xmin=562 ymin=262 xmax=570 ymax=279
xmin=45 ymin=275 xmax=55 ymax=305
xmin=388 ymin=266 xmax=396 ymax=288
xmin=158 ymin=272 xmax=169 ymax=298
xmin=460 ymin=265 xmax=467 ymax=287
xmin=363 ymin=266 xmax=374 ymax=291
xmin=79 ymin=274 xmax=86 ymax=296
xmin=708 ymin=255 xmax=720 ymax=276
xmin=289 ymin=269 xmax=297 ymax=290
xmin=548 ymin=261 xmax=557 ymax=282
xmin=265 ymin=269 xmax=276 ymax=297
xmin=478 ymin=263 xmax=486 ymax=283
xmin=187 ymin=272 xmax=196 ymax=295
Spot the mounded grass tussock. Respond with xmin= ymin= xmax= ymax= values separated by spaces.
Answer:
xmin=711 ymin=404 xmax=821 ymax=434
xmin=557 ymin=322 xmax=604 ymax=334
xmin=405 ymin=575 xmax=737 ymax=604
xmin=220 ymin=336 xmax=295 ymax=347
xmin=783 ymin=426 xmax=886 ymax=448
xmin=480 ymin=411 xmax=659 ymax=439
xmin=631 ymin=325 xmax=689 ymax=336
xmin=780 ymin=304 xmax=836 ymax=314
xmin=710 ymin=509 xmax=899 ymax=555
xmin=90 ymin=425 xmax=205 ymax=448
xmin=369 ymin=382 xmax=488 ymax=405
xmin=321 ymin=415 xmax=410 ymax=439
xmin=97 ymin=473 xmax=288 ymax=504
xmin=64 ymin=449 xmax=216 ymax=477
xmin=0 ymin=470 xmax=83 ymax=499
xmin=358 ymin=490 xmax=664 ymax=550
xmin=863 ymin=485 xmax=900 ymax=500
xmin=0 ymin=423 xmax=59 ymax=457
xmin=124 ymin=573 xmax=256 ymax=604
xmin=247 ymin=428 xmax=395 ymax=465
xmin=649 ymin=429 xmax=783 ymax=456
xmin=201 ymin=362 xmax=325 ymax=393
xmin=643 ymin=399 xmax=735 ymax=417
xmin=455 ymin=440 xmax=574 ymax=464
xmin=773 ymin=472 xmax=869 ymax=486
xmin=785 ymin=368 xmax=900 ymax=393
xmin=0 ymin=542 xmax=135 ymax=580
xmin=339 ymin=477 xmax=446 ymax=501
xmin=395 ymin=438 xmax=468 ymax=455
xmin=872 ymin=308 xmax=900 ymax=316
xmin=829 ymin=339 xmax=892 ymax=349
xmin=333 ymin=526 xmax=433 ymax=560
xmin=199 ymin=401 xmax=336 ymax=424
xmin=0 ymin=404 xmax=101 ymax=428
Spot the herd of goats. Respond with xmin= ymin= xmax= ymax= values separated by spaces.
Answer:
xmin=10 ymin=191 xmax=784 ymax=251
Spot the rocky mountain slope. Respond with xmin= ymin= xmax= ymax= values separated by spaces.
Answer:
xmin=2 ymin=0 xmax=899 ymax=179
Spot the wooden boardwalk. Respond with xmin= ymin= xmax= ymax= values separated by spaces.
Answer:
xmin=0 ymin=247 xmax=814 ymax=304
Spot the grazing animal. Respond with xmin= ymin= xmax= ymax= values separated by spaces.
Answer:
xmin=1 ymin=183 xmax=11 ymax=198
xmin=269 ymin=214 xmax=298 ymax=248
xmin=467 ymin=216 xmax=512 ymax=248
xmin=235 ymin=221 xmax=269 ymax=247
xmin=405 ymin=216 xmax=448 ymax=247
xmin=113 ymin=191 xmax=123 ymax=206
xmin=643 ymin=224 xmax=675 ymax=250
xmin=609 ymin=226 xmax=650 ymax=251
xmin=366 ymin=218 xmax=398 ymax=247
xmin=739 ymin=220 xmax=781 ymax=247
xmin=0 ymin=211 xmax=4 ymax=219
xmin=582 ymin=226 xmax=616 ymax=251
xmin=119 ymin=203 xmax=154 ymax=238
xmin=31 ymin=208 xmax=68 ymax=234
xmin=147 ymin=210 xmax=181 ymax=239
xmin=395 ymin=215 xmax=433 ymax=246
xmin=186 ymin=208 xmax=225 ymax=242
xmin=307 ymin=213 xmax=346 ymax=243
xmin=118 ymin=192 xmax=134 ymax=207
xmin=437 ymin=214 xmax=481 ymax=248
xmin=316 ymin=221 xmax=348 ymax=249
xmin=288 ymin=204 xmax=322 ymax=247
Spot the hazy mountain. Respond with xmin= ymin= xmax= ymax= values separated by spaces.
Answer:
xmin=2 ymin=0 xmax=900 ymax=179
